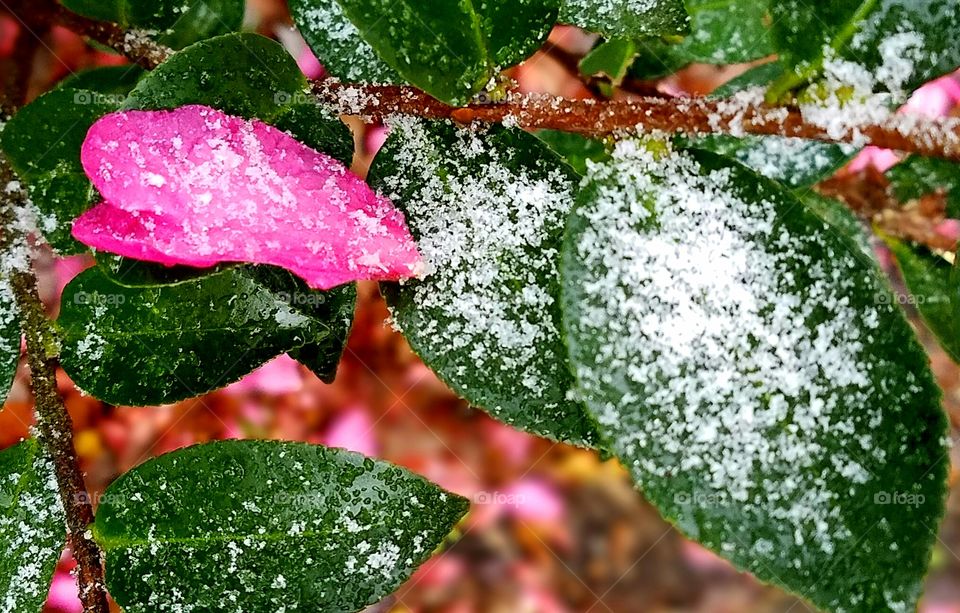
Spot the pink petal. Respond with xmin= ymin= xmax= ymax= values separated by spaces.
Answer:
xmin=73 ymin=105 xmax=422 ymax=290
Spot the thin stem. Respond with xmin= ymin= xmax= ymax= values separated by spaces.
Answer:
xmin=0 ymin=158 xmax=109 ymax=613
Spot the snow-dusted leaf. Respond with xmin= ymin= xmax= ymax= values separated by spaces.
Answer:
xmin=0 ymin=280 xmax=18 ymax=406
xmin=0 ymin=440 xmax=66 ymax=613
xmin=93 ymin=440 xmax=468 ymax=612
xmin=289 ymin=0 xmax=399 ymax=83
xmin=694 ymin=134 xmax=856 ymax=188
xmin=0 ymin=89 xmax=116 ymax=253
xmin=306 ymin=0 xmax=559 ymax=105
xmin=888 ymin=156 xmax=960 ymax=218
xmin=369 ymin=118 xmax=600 ymax=448
xmin=670 ymin=0 xmax=772 ymax=65
xmin=886 ymin=239 xmax=960 ymax=363
xmin=60 ymin=0 xmax=243 ymax=49
xmin=798 ymin=190 xmax=873 ymax=259
xmin=561 ymin=142 xmax=948 ymax=612
xmin=59 ymin=265 xmax=353 ymax=405
xmin=769 ymin=0 xmax=960 ymax=101
xmin=534 ymin=130 xmax=609 ymax=176
xmin=560 ymin=0 xmax=687 ymax=38
xmin=692 ymin=63 xmax=857 ymax=189
xmin=73 ymin=105 xmax=421 ymax=291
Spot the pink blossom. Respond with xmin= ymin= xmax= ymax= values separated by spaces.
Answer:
xmin=323 ymin=406 xmax=378 ymax=456
xmin=849 ymin=73 xmax=960 ymax=172
xmin=73 ymin=105 xmax=422 ymax=290
xmin=224 ymin=355 xmax=304 ymax=395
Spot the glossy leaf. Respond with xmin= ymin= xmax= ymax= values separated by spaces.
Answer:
xmin=60 ymin=0 xmax=243 ymax=49
xmin=370 ymin=118 xmax=600 ymax=447
xmin=124 ymin=33 xmax=307 ymax=120
xmin=124 ymin=33 xmax=353 ymax=162
xmin=0 ymin=89 xmax=115 ymax=253
xmin=247 ymin=266 xmax=357 ymax=383
xmin=769 ymin=0 xmax=960 ymax=100
xmin=57 ymin=65 xmax=146 ymax=96
xmin=694 ymin=134 xmax=855 ymax=188
xmin=799 ymin=190 xmax=873 ymax=259
xmin=888 ymin=156 xmax=960 ymax=218
xmin=289 ymin=0 xmax=399 ymax=83
xmin=628 ymin=0 xmax=772 ymax=71
xmin=0 ymin=440 xmax=66 ymax=613
xmin=886 ymin=239 xmax=960 ymax=363
xmin=310 ymin=0 xmax=560 ymax=105
xmin=58 ymin=266 xmax=352 ymax=405
xmin=560 ymin=0 xmax=687 ymax=38
xmin=93 ymin=440 xmax=469 ymax=612
xmin=561 ymin=142 xmax=947 ymax=612
xmin=0 ymin=281 xmax=18 ymax=406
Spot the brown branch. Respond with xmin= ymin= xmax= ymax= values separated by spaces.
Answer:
xmin=8 ymin=0 xmax=960 ymax=163
xmin=0 ymin=158 xmax=108 ymax=612
xmin=312 ymin=83 xmax=960 ymax=162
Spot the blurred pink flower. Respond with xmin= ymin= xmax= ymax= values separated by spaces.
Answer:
xmin=849 ymin=73 xmax=960 ymax=172
xmin=322 ymin=406 xmax=378 ymax=456
xmin=224 ymin=355 xmax=304 ymax=395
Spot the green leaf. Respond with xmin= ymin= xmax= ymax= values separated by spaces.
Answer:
xmin=93 ymin=439 xmax=469 ymax=612
xmin=58 ymin=266 xmax=352 ymax=405
xmin=94 ymin=252 xmax=233 ymax=288
xmin=369 ymin=118 xmax=600 ymax=447
xmin=886 ymin=239 xmax=960 ymax=363
xmin=694 ymin=63 xmax=857 ymax=189
xmin=124 ymin=33 xmax=307 ymax=120
xmin=0 ymin=282 xmax=19 ymax=406
xmin=57 ymin=65 xmax=146 ymax=96
xmin=60 ymin=0 xmax=244 ymax=49
xmin=769 ymin=0 xmax=960 ymax=100
xmin=272 ymin=101 xmax=355 ymax=167
xmin=312 ymin=0 xmax=560 ymax=105
xmin=561 ymin=142 xmax=947 ymax=612
xmin=628 ymin=0 xmax=773 ymax=72
xmin=0 ymin=88 xmax=116 ymax=253
xmin=560 ymin=0 xmax=688 ymax=38
xmin=669 ymin=0 xmax=772 ymax=65
xmin=580 ymin=38 xmax=638 ymax=85
xmin=289 ymin=0 xmax=399 ymax=83
xmin=246 ymin=266 xmax=356 ymax=383
xmin=534 ymin=130 xmax=609 ymax=176
xmin=123 ymin=33 xmax=354 ymax=165
xmin=888 ymin=156 xmax=960 ymax=218
xmin=798 ymin=190 xmax=873 ymax=258
xmin=0 ymin=439 xmax=66 ymax=612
